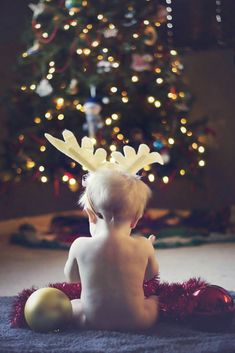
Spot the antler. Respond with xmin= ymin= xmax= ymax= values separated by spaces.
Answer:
xmin=111 ymin=144 xmax=164 ymax=174
xmin=45 ymin=130 xmax=163 ymax=175
xmin=44 ymin=130 xmax=107 ymax=172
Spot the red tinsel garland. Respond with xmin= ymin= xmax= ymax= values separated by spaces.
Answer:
xmin=11 ymin=277 xmax=208 ymax=328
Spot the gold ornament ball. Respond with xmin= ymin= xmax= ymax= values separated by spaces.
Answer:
xmin=24 ymin=288 xmax=73 ymax=332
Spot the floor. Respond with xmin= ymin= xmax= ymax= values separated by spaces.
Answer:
xmin=0 ymin=213 xmax=235 ymax=296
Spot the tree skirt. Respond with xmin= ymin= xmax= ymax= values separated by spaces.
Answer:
xmin=9 ymin=208 xmax=235 ymax=250
xmin=1 ymin=295 xmax=235 ymax=353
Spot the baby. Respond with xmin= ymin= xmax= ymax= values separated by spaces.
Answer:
xmin=64 ymin=169 xmax=159 ymax=331
xmin=45 ymin=130 xmax=163 ymax=332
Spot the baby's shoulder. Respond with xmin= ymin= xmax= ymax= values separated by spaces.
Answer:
xmin=132 ymin=235 xmax=149 ymax=244
xmin=132 ymin=236 xmax=154 ymax=253
xmin=69 ymin=236 xmax=91 ymax=255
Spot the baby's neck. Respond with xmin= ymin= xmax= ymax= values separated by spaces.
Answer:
xmin=92 ymin=219 xmax=132 ymax=239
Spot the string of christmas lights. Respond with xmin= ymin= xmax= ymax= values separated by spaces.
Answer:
xmin=1 ymin=0 xmax=210 ymax=192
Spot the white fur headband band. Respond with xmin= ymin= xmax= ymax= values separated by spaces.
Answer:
xmin=44 ymin=130 xmax=164 ymax=175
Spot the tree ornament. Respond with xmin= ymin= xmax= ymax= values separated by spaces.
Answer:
xmin=144 ymin=26 xmax=158 ymax=46
xmin=24 ymin=288 xmax=73 ymax=332
xmin=153 ymin=139 xmax=164 ymax=150
xmin=131 ymin=54 xmax=153 ymax=72
xmin=36 ymin=79 xmax=53 ymax=97
xmin=26 ymin=40 xmax=41 ymax=56
xmin=97 ymin=60 xmax=112 ymax=73
xmin=83 ymin=97 xmax=103 ymax=139
xmin=29 ymin=0 xmax=46 ymax=19
xmin=155 ymin=5 xmax=168 ymax=24
xmin=65 ymin=0 xmax=82 ymax=12
xmin=160 ymin=150 xmax=171 ymax=164
xmin=103 ymin=28 xmax=118 ymax=38
xmin=123 ymin=10 xmax=137 ymax=27
xmin=97 ymin=60 xmax=118 ymax=73
xmin=14 ymin=278 xmax=235 ymax=332
xmin=191 ymin=285 xmax=235 ymax=331
xmin=68 ymin=78 xmax=78 ymax=95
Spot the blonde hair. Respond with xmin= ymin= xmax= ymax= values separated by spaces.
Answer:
xmin=79 ymin=169 xmax=151 ymax=224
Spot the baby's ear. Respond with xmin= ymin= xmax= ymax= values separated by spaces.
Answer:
xmin=85 ymin=208 xmax=97 ymax=224
xmin=130 ymin=216 xmax=141 ymax=229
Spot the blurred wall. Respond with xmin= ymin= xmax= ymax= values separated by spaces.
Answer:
xmin=0 ymin=0 xmax=235 ymax=220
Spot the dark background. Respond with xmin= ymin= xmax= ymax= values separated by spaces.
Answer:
xmin=0 ymin=0 xmax=235 ymax=220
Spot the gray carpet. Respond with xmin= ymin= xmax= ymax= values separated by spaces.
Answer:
xmin=0 ymin=296 xmax=235 ymax=353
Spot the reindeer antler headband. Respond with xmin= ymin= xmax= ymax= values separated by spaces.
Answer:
xmin=44 ymin=130 xmax=164 ymax=174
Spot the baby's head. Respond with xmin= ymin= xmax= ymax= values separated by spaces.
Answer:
xmin=79 ymin=169 xmax=151 ymax=229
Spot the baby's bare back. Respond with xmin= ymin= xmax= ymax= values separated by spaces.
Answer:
xmin=75 ymin=235 xmax=158 ymax=330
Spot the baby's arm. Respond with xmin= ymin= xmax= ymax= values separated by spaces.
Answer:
xmin=64 ymin=239 xmax=80 ymax=283
xmin=143 ymin=238 xmax=159 ymax=281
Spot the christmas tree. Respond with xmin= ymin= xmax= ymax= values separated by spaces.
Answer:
xmin=0 ymin=0 xmax=209 ymax=193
